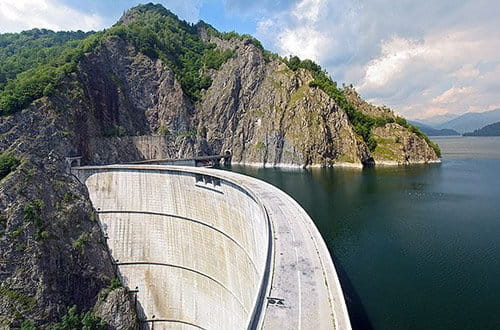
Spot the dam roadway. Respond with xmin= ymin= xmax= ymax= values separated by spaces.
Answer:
xmin=72 ymin=165 xmax=351 ymax=330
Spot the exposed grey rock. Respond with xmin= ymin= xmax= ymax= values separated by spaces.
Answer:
xmin=344 ymin=87 xmax=440 ymax=164
xmin=372 ymin=123 xmax=439 ymax=165
xmin=196 ymin=42 xmax=371 ymax=166
xmin=65 ymin=34 xmax=435 ymax=167
xmin=0 ymin=98 xmax=138 ymax=327
xmin=94 ymin=287 xmax=140 ymax=330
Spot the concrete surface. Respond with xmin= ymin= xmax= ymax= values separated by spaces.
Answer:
xmin=73 ymin=165 xmax=351 ymax=330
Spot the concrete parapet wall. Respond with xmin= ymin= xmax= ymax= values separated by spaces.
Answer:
xmin=81 ymin=168 xmax=270 ymax=329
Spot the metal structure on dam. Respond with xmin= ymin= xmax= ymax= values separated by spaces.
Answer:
xmin=72 ymin=164 xmax=351 ymax=329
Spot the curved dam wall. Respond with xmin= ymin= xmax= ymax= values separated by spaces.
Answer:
xmin=74 ymin=165 xmax=352 ymax=330
xmin=80 ymin=168 xmax=270 ymax=329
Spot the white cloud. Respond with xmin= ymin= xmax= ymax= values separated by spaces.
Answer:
xmin=359 ymin=26 xmax=500 ymax=118
xmin=0 ymin=0 xmax=104 ymax=32
xmin=278 ymin=27 xmax=330 ymax=62
xmin=293 ymin=0 xmax=324 ymax=22
xmin=253 ymin=0 xmax=500 ymax=119
xmin=359 ymin=37 xmax=429 ymax=90
xmin=453 ymin=64 xmax=480 ymax=79
xmin=273 ymin=0 xmax=332 ymax=61
xmin=255 ymin=0 xmax=335 ymax=62
xmin=432 ymin=87 xmax=475 ymax=105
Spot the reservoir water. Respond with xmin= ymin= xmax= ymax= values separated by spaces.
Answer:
xmin=229 ymin=136 xmax=500 ymax=329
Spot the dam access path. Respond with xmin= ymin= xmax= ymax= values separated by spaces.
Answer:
xmin=72 ymin=164 xmax=351 ymax=330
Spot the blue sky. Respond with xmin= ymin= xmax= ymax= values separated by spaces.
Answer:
xmin=1 ymin=0 xmax=499 ymax=120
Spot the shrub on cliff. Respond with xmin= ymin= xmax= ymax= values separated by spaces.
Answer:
xmin=49 ymin=305 xmax=106 ymax=330
xmin=106 ymin=6 xmax=235 ymax=101
xmin=286 ymin=56 xmax=380 ymax=151
xmin=0 ymin=151 xmax=20 ymax=180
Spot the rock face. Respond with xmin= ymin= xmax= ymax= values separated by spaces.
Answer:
xmin=0 ymin=106 xmax=139 ymax=327
xmin=69 ymin=37 xmax=193 ymax=164
xmin=59 ymin=31 xmax=436 ymax=168
xmin=1 ymin=19 xmax=435 ymax=169
xmin=94 ymin=288 xmax=139 ymax=329
xmin=344 ymin=87 xmax=439 ymax=165
xmin=197 ymin=40 xmax=370 ymax=166
xmin=343 ymin=87 xmax=395 ymax=119
xmin=35 ymin=36 xmax=372 ymax=167
xmin=0 ymin=4 xmax=439 ymax=327
xmin=372 ymin=124 xmax=439 ymax=165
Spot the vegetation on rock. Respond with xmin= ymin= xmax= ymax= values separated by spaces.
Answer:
xmin=201 ymin=21 xmax=279 ymax=62
xmin=0 ymin=29 xmax=91 ymax=89
xmin=0 ymin=3 xmax=237 ymax=114
xmin=284 ymin=56 xmax=384 ymax=151
xmin=0 ymin=3 xmax=438 ymax=159
xmin=48 ymin=305 xmax=106 ymax=330
xmin=0 ymin=29 xmax=94 ymax=115
xmin=108 ymin=3 xmax=237 ymax=101
xmin=0 ymin=32 xmax=101 ymax=115
xmin=283 ymin=55 xmax=440 ymax=156
xmin=0 ymin=151 xmax=20 ymax=180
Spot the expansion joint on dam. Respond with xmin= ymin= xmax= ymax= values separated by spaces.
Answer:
xmin=72 ymin=165 xmax=351 ymax=330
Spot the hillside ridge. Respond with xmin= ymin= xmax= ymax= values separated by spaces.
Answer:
xmin=464 ymin=121 xmax=500 ymax=136
xmin=0 ymin=3 xmax=439 ymax=167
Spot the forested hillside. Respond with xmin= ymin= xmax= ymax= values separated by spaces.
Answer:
xmin=0 ymin=29 xmax=93 ymax=113
xmin=0 ymin=5 xmax=243 ymax=114
xmin=464 ymin=121 xmax=500 ymax=136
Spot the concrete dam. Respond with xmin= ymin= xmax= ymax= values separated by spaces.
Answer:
xmin=73 ymin=165 xmax=351 ymax=329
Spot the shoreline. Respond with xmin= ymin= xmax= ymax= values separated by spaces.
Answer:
xmin=230 ymin=159 xmax=441 ymax=169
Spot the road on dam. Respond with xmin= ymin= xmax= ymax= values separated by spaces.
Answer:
xmin=72 ymin=165 xmax=351 ymax=330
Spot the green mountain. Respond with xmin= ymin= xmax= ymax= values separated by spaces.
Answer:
xmin=0 ymin=3 xmax=439 ymax=165
xmin=0 ymin=4 xmax=440 ymax=327
xmin=0 ymin=29 xmax=93 ymax=111
xmin=464 ymin=121 xmax=500 ymax=136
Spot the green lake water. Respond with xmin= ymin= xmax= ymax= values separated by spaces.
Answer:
xmin=229 ymin=136 xmax=500 ymax=330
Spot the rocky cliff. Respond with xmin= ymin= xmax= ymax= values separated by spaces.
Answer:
xmin=344 ymin=88 xmax=440 ymax=165
xmin=0 ymin=3 xmax=439 ymax=327
xmin=197 ymin=37 xmax=370 ymax=166
xmin=0 ymin=104 xmax=139 ymax=327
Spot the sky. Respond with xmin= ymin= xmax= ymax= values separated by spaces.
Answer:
xmin=1 ymin=0 xmax=499 ymax=120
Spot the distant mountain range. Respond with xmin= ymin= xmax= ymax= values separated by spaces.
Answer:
xmin=416 ymin=113 xmax=459 ymax=126
xmin=413 ymin=108 xmax=500 ymax=134
xmin=463 ymin=121 xmax=500 ymax=136
xmin=437 ymin=109 xmax=500 ymax=133
xmin=409 ymin=121 xmax=460 ymax=136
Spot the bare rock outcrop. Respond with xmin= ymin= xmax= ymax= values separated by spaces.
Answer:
xmin=371 ymin=123 xmax=439 ymax=165
xmin=198 ymin=43 xmax=371 ymax=166
xmin=0 ymin=106 xmax=139 ymax=327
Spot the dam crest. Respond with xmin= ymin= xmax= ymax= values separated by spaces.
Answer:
xmin=72 ymin=165 xmax=351 ymax=329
